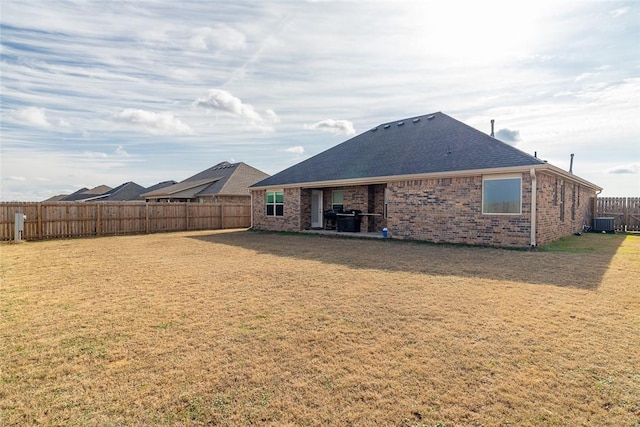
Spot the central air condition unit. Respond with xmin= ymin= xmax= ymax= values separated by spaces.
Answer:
xmin=593 ymin=217 xmax=615 ymax=233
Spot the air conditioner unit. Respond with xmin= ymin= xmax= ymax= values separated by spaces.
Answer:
xmin=593 ymin=217 xmax=615 ymax=233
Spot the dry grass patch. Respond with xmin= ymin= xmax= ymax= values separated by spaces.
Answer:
xmin=1 ymin=230 xmax=638 ymax=426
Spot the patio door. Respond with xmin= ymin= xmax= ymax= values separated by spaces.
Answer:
xmin=311 ymin=190 xmax=323 ymax=228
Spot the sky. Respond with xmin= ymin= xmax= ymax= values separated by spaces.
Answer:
xmin=1 ymin=0 xmax=639 ymax=201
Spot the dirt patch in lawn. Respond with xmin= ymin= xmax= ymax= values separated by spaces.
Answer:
xmin=1 ymin=230 xmax=638 ymax=426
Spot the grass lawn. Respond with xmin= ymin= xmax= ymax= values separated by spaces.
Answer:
xmin=1 ymin=230 xmax=638 ymax=426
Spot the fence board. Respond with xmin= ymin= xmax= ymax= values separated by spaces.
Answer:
xmin=596 ymin=197 xmax=640 ymax=231
xmin=0 ymin=202 xmax=251 ymax=241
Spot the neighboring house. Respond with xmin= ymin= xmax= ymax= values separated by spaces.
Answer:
xmin=45 ymin=182 xmax=176 ymax=202
xmin=56 ymin=185 xmax=113 ymax=201
xmin=142 ymin=161 xmax=269 ymax=204
xmin=142 ymin=180 xmax=178 ymax=195
xmin=250 ymin=112 xmax=602 ymax=248
xmin=81 ymin=182 xmax=147 ymax=202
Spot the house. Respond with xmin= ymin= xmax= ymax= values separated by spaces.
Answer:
xmin=142 ymin=161 xmax=269 ymax=204
xmin=80 ymin=181 xmax=148 ymax=202
xmin=53 ymin=185 xmax=113 ymax=201
xmin=250 ymin=112 xmax=602 ymax=248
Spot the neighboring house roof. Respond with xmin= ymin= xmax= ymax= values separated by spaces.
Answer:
xmin=43 ymin=194 xmax=68 ymax=202
xmin=141 ymin=161 xmax=269 ymax=199
xmin=252 ymin=112 xmax=553 ymax=189
xmin=143 ymin=180 xmax=178 ymax=194
xmin=61 ymin=185 xmax=113 ymax=201
xmin=82 ymin=181 xmax=147 ymax=201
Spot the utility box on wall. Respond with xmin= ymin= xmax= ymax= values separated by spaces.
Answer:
xmin=14 ymin=213 xmax=26 ymax=242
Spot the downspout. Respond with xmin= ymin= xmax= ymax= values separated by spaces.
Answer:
xmin=250 ymin=191 xmax=254 ymax=230
xmin=530 ymin=168 xmax=537 ymax=247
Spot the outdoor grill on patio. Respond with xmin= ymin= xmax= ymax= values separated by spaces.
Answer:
xmin=323 ymin=207 xmax=342 ymax=230
xmin=335 ymin=209 xmax=363 ymax=232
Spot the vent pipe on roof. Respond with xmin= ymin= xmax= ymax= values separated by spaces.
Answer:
xmin=569 ymin=153 xmax=574 ymax=174
xmin=490 ymin=119 xmax=495 ymax=137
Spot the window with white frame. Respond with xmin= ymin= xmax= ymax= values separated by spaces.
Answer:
xmin=266 ymin=190 xmax=284 ymax=216
xmin=482 ymin=176 xmax=522 ymax=214
xmin=384 ymin=187 xmax=390 ymax=219
xmin=332 ymin=190 xmax=344 ymax=210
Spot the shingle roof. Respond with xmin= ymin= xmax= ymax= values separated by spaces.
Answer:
xmin=101 ymin=182 xmax=147 ymax=201
xmin=252 ymin=112 xmax=545 ymax=188
xmin=141 ymin=161 xmax=269 ymax=199
xmin=143 ymin=180 xmax=178 ymax=194
xmin=62 ymin=185 xmax=113 ymax=201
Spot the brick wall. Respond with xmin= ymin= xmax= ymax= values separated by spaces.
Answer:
xmin=251 ymin=188 xmax=302 ymax=232
xmin=535 ymin=172 xmax=596 ymax=246
xmin=251 ymin=171 xmax=596 ymax=247
xmin=387 ymin=175 xmax=532 ymax=247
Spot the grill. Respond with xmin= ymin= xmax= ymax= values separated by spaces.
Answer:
xmin=336 ymin=209 xmax=362 ymax=232
xmin=323 ymin=207 xmax=342 ymax=230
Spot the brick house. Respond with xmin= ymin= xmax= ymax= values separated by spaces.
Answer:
xmin=142 ymin=161 xmax=269 ymax=204
xmin=250 ymin=112 xmax=601 ymax=248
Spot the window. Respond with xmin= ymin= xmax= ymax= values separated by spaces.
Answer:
xmin=482 ymin=176 xmax=522 ymax=214
xmin=571 ymin=184 xmax=576 ymax=221
xmin=332 ymin=190 xmax=344 ymax=210
xmin=384 ymin=187 xmax=390 ymax=219
xmin=266 ymin=190 xmax=284 ymax=216
xmin=560 ymin=180 xmax=565 ymax=222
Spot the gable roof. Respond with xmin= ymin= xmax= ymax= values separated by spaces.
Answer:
xmin=252 ymin=112 xmax=547 ymax=189
xmin=143 ymin=180 xmax=178 ymax=194
xmin=141 ymin=161 xmax=269 ymax=199
xmin=61 ymin=185 xmax=113 ymax=201
xmin=83 ymin=181 xmax=147 ymax=201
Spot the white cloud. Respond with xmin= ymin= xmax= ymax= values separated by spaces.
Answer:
xmin=610 ymin=7 xmax=628 ymax=17
xmin=8 ymin=176 xmax=26 ymax=181
xmin=608 ymin=164 xmax=638 ymax=175
xmin=189 ymin=25 xmax=246 ymax=51
xmin=11 ymin=107 xmax=51 ymax=127
xmin=285 ymin=146 xmax=305 ymax=155
xmin=495 ymin=128 xmax=522 ymax=145
xmin=194 ymin=89 xmax=278 ymax=130
xmin=115 ymin=145 xmax=130 ymax=157
xmin=113 ymin=109 xmax=194 ymax=135
xmin=305 ymin=119 xmax=356 ymax=136
xmin=82 ymin=151 xmax=108 ymax=159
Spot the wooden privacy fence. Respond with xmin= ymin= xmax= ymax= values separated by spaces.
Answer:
xmin=596 ymin=197 xmax=640 ymax=232
xmin=0 ymin=202 xmax=251 ymax=241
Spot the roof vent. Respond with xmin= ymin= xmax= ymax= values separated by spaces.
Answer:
xmin=397 ymin=121 xmax=404 ymax=126
xmin=371 ymin=127 xmax=378 ymax=132
xmin=383 ymin=124 xmax=391 ymax=129
xmin=412 ymin=118 xmax=420 ymax=123
xmin=427 ymin=115 xmax=435 ymax=120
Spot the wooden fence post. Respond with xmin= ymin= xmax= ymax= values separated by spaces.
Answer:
xmin=623 ymin=197 xmax=628 ymax=232
xmin=186 ymin=202 xmax=190 ymax=231
xmin=145 ymin=203 xmax=149 ymax=234
xmin=96 ymin=204 xmax=102 ymax=236
xmin=37 ymin=203 xmax=43 ymax=240
xmin=221 ymin=204 xmax=225 ymax=229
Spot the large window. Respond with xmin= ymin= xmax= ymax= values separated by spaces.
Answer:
xmin=266 ymin=190 xmax=284 ymax=216
xmin=482 ymin=176 xmax=522 ymax=214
